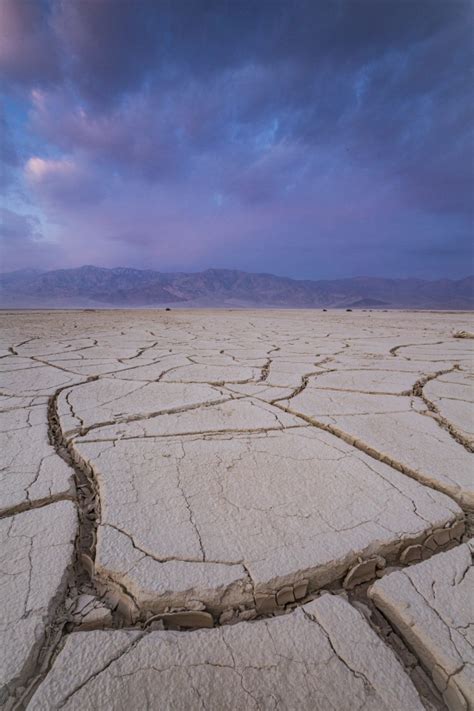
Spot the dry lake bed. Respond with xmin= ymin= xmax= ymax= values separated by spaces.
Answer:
xmin=1 ymin=309 xmax=473 ymax=711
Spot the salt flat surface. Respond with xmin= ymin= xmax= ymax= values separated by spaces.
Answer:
xmin=0 ymin=501 xmax=76 ymax=698
xmin=0 ymin=308 xmax=472 ymax=710
xmin=28 ymin=595 xmax=424 ymax=711
xmin=370 ymin=540 xmax=474 ymax=710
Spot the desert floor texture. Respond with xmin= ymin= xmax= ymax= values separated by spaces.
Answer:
xmin=0 ymin=308 xmax=473 ymax=711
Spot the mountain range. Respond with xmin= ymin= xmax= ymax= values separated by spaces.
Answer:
xmin=0 ymin=266 xmax=473 ymax=309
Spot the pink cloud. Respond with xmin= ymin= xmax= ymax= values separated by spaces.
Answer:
xmin=25 ymin=155 xmax=104 ymax=205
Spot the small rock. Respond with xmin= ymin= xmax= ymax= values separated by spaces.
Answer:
xmin=343 ymin=559 xmax=378 ymax=589
xmin=374 ymin=555 xmax=386 ymax=570
xmin=64 ymin=597 xmax=75 ymax=611
xmin=80 ymin=553 xmax=95 ymax=577
xmin=160 ymin=611 xmax=214 ymax=629
xmin=219 ymin=610 xmax=236 ymax=625
xmin=453 ymin=330 xmax=474 ymax=339
xmin=293 ymin=579 xmax=309 ymax=600
xmin=239 ymin=609 xmax=257 ymax=621
xmin=102 ymin=590 xmax=121 ymax=610
xmin=144 ymin=614 xmax=166 ymax=629
xmin=431 ymin=528 xmax=451 ymax=547
xmin=424 ymin=527 xmax=453 ymax=551
xmin=74 ymin=594 xmax=96 ymax=615
xmin=423 ymin=533 xmax=438 ymax=551
xmin=186 ymin=599 xmax=206 ymax=611
xmin=276 ymin=586 xmax=295 ymax=606
xmin=449 ymin=520 xmax=465 ymax=541
xmin=76 ymin=606 xmax=112 ymax=631
xmin=400 ymin=545 xmax=423 ymax=565
xmin=115 ymin=594 xmax=138 ymax=625
xmin=149 ymin=619 xmax=165 ymax=631
xmin=255 ymin=592 xmax=278 ymax=614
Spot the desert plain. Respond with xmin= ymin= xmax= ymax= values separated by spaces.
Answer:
xmin=0 ymin=308 xmax=473 ymax=710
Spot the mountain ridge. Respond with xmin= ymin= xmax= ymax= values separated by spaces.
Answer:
xmin=0 ymin=266 xmax=473 ymax=309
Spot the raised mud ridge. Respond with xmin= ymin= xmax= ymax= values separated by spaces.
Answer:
xmin=3 ymin=382 xmax=102 ymax=711
xmin=48 ymin=378 xmax=101 ymax=561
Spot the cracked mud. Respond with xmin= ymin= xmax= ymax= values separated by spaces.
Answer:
xmin=0 ymin=309 xmax=472 ymax=710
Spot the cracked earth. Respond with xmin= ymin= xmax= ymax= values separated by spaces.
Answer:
xmin=0 ymin=309 xmax=473 ymax=710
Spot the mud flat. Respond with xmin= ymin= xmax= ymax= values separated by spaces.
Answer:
xmin=370 ymin=540 xmax=474 ymax=710
xmin=0 ymin=309 xmax=472 ymax=710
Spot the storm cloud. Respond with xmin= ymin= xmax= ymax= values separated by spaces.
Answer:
xmin=1 ymin=0 xmax=472 ymax=277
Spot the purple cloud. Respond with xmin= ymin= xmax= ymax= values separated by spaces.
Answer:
xmin=0 ymin=0 xmax=472 ymax=279
xmin=25 ymin=154 xmax=105 ymax=206
xmin=0 ymin=0 xmax=60 ymax=88
xmin=0 ymin=207 xmax=65 ymax=271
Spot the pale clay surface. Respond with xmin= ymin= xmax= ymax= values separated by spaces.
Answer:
xmin=370 ymin=541 xmax=474 ymax=711
xmin=0 ymin=309 xmax=472 ymax=710
xmin=0 ymin=501 xmax=77 ymax=696
xmin=27 ymin=594 xmax=425 ymax=711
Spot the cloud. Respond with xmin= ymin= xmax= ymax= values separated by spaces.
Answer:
xmin=0 ymin=0 xmax=472 ymax=278
xmin=0 ymin=104 xmax=19 ymax=189
xmin=30 ymin=89 xmax=184 ymax=182
xmin=25 ymin=155 xmax=104 ymax=205
xmin=0 ymin=207 xmax=41 ymax=243
xmin=0 ymin=207 xmax=64 ymax=271
xmin=0 ymin=0 xmax=60 ymax=88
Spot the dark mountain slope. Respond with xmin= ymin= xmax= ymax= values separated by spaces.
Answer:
xmin=0 ymin=266 xmax=472 ymax=309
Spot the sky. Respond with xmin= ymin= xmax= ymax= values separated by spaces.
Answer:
xmin=0 ymin=0 xmax=473 ymax=280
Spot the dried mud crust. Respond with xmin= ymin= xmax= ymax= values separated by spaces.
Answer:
xmin=27 ymin=595 xmax=427 ymax=711
xmin=0 ymin=309 xmax=473 ymax=710
xmin=369 ymin=540 xmax=474 ymax=711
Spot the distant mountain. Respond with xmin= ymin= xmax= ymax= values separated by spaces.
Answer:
xmin=0 ymin=266 xmax=473 ymax=309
